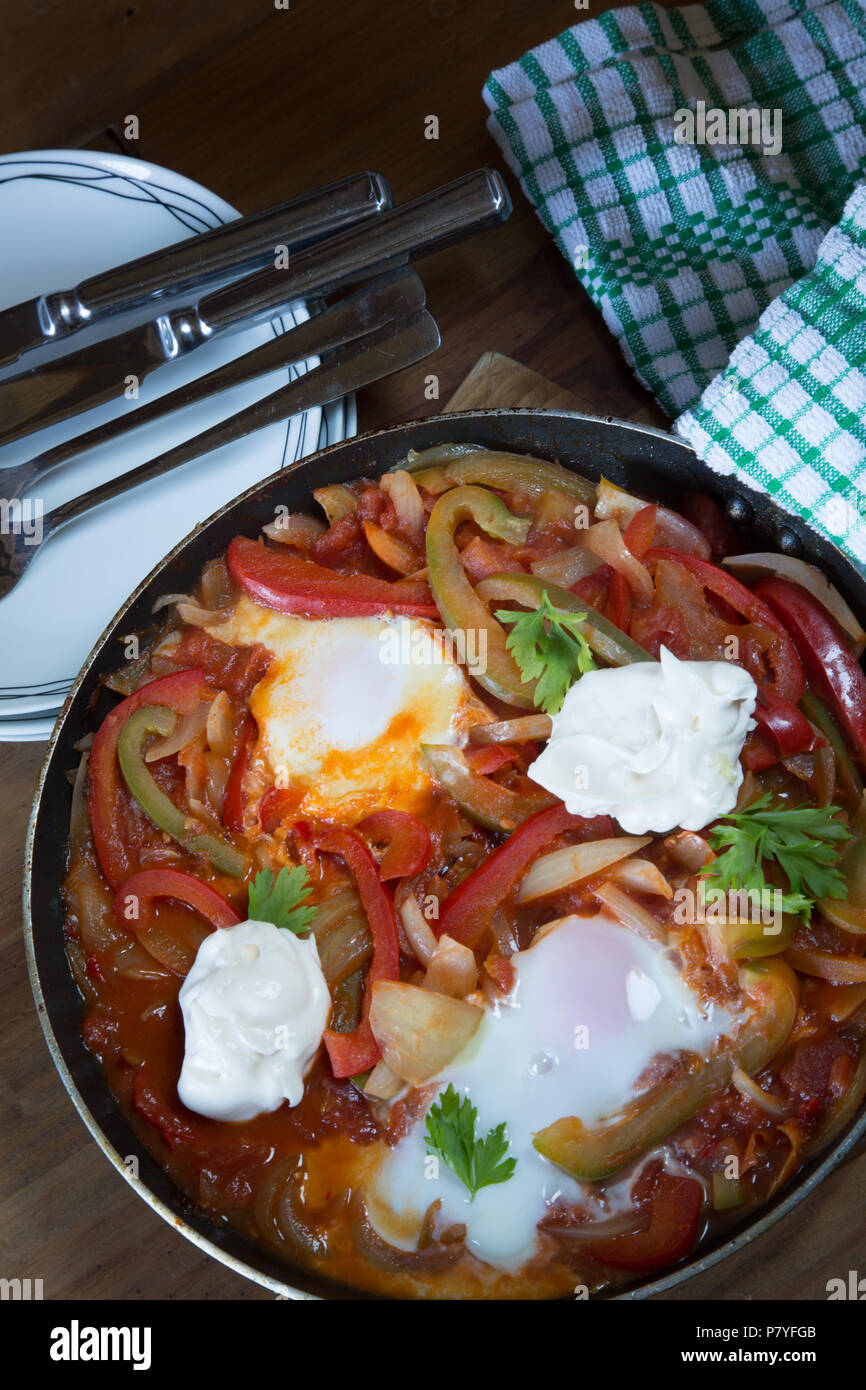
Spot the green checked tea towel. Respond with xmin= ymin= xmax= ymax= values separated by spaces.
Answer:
xmin=483 ymin=0 xmax=866 ymax=565
xmin=676 ymin=182 xmax=866 ymax=565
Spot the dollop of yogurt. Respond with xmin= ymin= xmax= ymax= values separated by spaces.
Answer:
xmin=178 ymin=919 xmax=330 ymax=1122
xmin=529 ymin=647 xmax=757 ymax=834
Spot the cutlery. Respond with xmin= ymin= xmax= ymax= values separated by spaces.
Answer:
xmin=0 ymin=310 xmax=440 ymax=599
xmin=0 ymin=267 xmax=426 ymax=504
xmin=0 ymin=171 xmax=392 ymax=371
xmin=0 ymin=168 xmax=510 ymax=447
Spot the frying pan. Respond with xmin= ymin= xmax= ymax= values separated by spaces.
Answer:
xmin=23 ymin=408 xmax=866 ymax=1300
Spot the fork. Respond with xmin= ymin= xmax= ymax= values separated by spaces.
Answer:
xmin=0 ymin=304 xmax=439 ymax=600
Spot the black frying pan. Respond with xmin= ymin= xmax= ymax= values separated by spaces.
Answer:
xmin=23 ymin=409 xmax=866 ymax=1300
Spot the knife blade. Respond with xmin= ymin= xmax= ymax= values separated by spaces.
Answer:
xmin=0 ymin=170 xmax=392 ymax=371
xmin=0 ymin=168 xmax=510 ymax=449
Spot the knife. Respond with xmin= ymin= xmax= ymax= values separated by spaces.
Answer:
xmin=0 ymin=170 xmax=392 ymax=371
xmin=0 ymin=168 xmax=511 ymax=449
xmin=0 ymin=311 xmax=441 ymax=601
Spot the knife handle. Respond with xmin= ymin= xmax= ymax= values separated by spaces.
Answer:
xmin=32 ymin=171 xmax=392 ymax=344
xmin=201 ymin=168 xmax=512 ymax=333
xmin=43 ymin=312 xmax=440 ymax=543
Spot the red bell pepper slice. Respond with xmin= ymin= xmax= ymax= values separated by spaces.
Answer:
xmin=356 ymin=810 xmax=432 ymax=880
xmin=623 ymin=504 xmax=657 ymax=561
xmin=752 ymin=687 xmax=823 ymax=757
xmin=222 ymin=712 xmax=257 ymax=834
xmin=300 ymin=822 xmax=400 ymax=1078
xmin=645 ymin=549 xmax=804 ymax=703
xmin=113 ymin=868 xmax=242 ymax=931
xmin=742 ymin=728 xmax=779 ymax=772
xmin=227 ymin=535 xmax=439 ymax=619
xmin=586 ymin=1171 xmax=703 ymax=1272
xmin=88 ymin=668 xmax=206 ymax=890
xmin=753 ymin=577 xmax=866 ymax=768
xmin=436 ymin=804 xmax=616 ymax=948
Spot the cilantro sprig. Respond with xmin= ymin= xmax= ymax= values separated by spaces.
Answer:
xmin=247 ymin=865 xmax=316 ymax=935
xmin=702 ymin=795 xmax=850 ymax=924
xmin=495 ymin=590 xmax=596 ymax=714
xmin=425 ymin=1084 xmax=516 ymax=1201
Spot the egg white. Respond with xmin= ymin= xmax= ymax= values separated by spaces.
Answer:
xmin=368 ymin=913 xmax=733 ymax=1269
xmin=208 ymin=597 xmax=487 ymax=822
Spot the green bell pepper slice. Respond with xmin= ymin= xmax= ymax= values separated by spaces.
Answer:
xmin=118 ymin=705 xmax=247 ymax=879
xmin=425 ymin=485 xmax=536 ymax=707
xmin=421 ymin=744 xmax=555 ymax=832
xmin=404 ymin=444 xmax=597 ymax=507
xmin=476 ymin=572 xmax=652 ymax=669
xmin=533 ymin=958 xmax=798 ymax=1181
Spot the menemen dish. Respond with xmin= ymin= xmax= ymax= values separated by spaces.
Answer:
xmin=62 ymin=445 xmax=866 ymax=1298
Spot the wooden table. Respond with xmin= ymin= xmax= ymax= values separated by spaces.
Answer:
xmin=1 ymin=0 xmax=862 ymax=1302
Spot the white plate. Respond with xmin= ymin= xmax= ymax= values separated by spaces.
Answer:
xmin=0 ymin=391 xmax=358 ymax=745
xmin=0 ymin=150 xmax=327 ymax=717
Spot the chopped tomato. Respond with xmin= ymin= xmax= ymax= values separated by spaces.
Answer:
xmin=167 ymin=628 xmax=271 ymax=703
xmin=222 ymin=712 xmax=257 ymax=833
xmin=752 ymin=687 xmax=823 ymax=756
xmin=606 ymin=570 xmax=632 ymax=632
xmin=623 ymin=504 xmax=657 ymax=561
xmin=587 ymin=1171 xmax=703 ymax=1271
xmin=646 ymin=550 xmax=804 ymax=702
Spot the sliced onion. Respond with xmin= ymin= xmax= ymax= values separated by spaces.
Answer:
xmin=254 ymin=1157 xmax=330 ymax=1257
xmin=468 ymin=714 xmax=553 ymax=746
xmin=594 ymin=881 xmax=668 ymax=943
xmin=518 ymin=837 xmax=651 ymax=903
xmin=205 ymin=689 xmax=235 ymax=758
xmin=151 ymin=591 xmax=194 ymax=613
xmin=724 ymin=553 xmax=865 ymax=654
xmin=531 ymin=546 xmax=602 ymax=587
xmin=369 ymin=981 xmax=483 ymax=1085
xmin=731 ymin=1066 xmax=789 ymax=1117
xmin=786 ymin=945 xmax=866 ymax=983
xmin=594 ymin=477 xmax=711 ymax=558
xmin=423 ymin=934 xmax=478 ymax=998
xmin=826 ymin=982 xmax=866 ymax=1022
xmin=663 ymin=831 xmax=714 ymax=871
xmin=68 ymin=750 xmax=91 ymax=860
xmin=584 ymin=519 xmax=654 ymax=602
xmin=144 ymin=700 xmax=210 ymax=763
xmin=381 ymin=468 xmax=425 ymax=533
xmin=175 ymin=601 xmax=221 ymax=628
xmin=349 ymin=1192 xmax=464 ymax=1272
xmin=363 ymin=1058 xmax=404 ymax=1100
xmin=362 ymin=520 xmax=418 ymax=575
xmin=313 ymin=483 xmax=356 ymax=525
xmin=607 ymin=857 xmax=673 ymax=899
xmin=399 ymin=894 xmax=438 ymax=966
xmin=263 ymin=511 xmax=326 ymax=547
xmin=312 ymin=892 xmax=372 ymax=987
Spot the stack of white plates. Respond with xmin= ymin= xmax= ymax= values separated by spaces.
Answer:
xmin=0 ymin=152 xmax=357 ymax=743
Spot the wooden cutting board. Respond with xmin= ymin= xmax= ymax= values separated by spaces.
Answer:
xmin=1 ymin=352 xmax=863 ymax=1305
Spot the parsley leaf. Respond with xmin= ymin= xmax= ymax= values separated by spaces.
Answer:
xmin=495 ymin=591 xmax=596 ymax=714
xmin=247 ymin=865 xmax=316 ymax=935
xmin=424 ymin=1083 xmax=516 ymax=1200
xmin=702 ymin=795 xmax=850 ymax=924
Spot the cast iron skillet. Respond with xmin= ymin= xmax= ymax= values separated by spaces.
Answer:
xmin=23 ymin=408 xmax=866 ymax=1300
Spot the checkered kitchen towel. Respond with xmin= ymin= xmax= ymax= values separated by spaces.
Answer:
xmin=483 ymin=0 xmax=866 ymax=565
